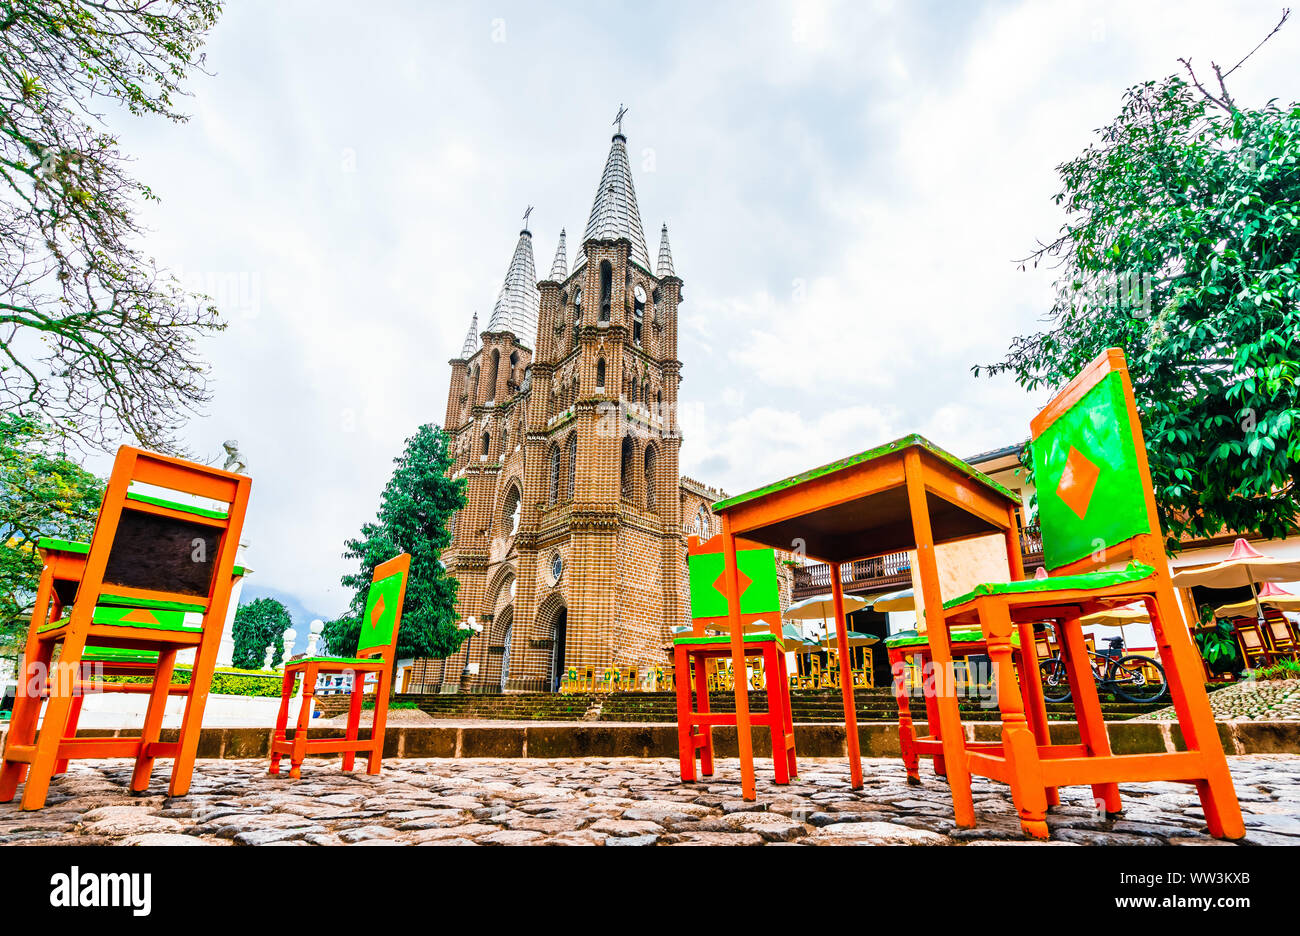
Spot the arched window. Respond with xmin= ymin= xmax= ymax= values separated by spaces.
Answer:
xmin=633 ymin=285 xmax=645 ymax=345
xmin=644 ymin=445 xmax=657 ymax=512
xmin=548 ymin=444 xmax=561 ymax=505
xmin=481 ymin=431 xmax=491 ymax=456
xmin=599 ymin=261 xmax=612 ymax=322
xmin=509 ymin=351 xmax=519 ymax=385
xmin=620 ymin=436 xmax=635 ymax=502
xmin=572 ymin=292 xmax=582 ymax=347
xmin=628 ymin=378 xmax=637 ymax=404
xmin=486 ymin=349 xmax=500 ymax=401
xmin=642 ymin=379 xmax=650 ymax=408
xmin=696 ymin=506 xmax=709 ymax=537
xmin=566 ymin=433 xmax=577 ymax=501
xmin=503 ymin=486 xmax=521 ymax=534
xmin=596 ymin=357 xmax=606 ymax=390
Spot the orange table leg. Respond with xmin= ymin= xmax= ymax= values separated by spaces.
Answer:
xmin=1057 ymin=613 xmax=1121 ymax=813
xmin=55 ymin=690 xmax=89 ymax=776
xmin=905 ymin=449 xmax=972 ymax=826
xmin=830 ymin=563 xmax=862 ymax=789
xmin=131 ymin=647 xmax=178 ymax=792
xmin=720 ymin=516 xmax=756 ymax=801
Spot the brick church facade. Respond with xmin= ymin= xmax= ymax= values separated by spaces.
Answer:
xmin=408 ymin=123 xmax=727 ymax=692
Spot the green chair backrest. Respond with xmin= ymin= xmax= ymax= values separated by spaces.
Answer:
xmin=687 ymin=547 xmax=781 ymax=621
xmin=356 ymin=566 xmax=407 ymax=654
xmin=1032 ymin=368 xmax=1151 ymax=571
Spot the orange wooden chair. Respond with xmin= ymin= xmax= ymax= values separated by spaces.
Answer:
xmin=19 ymin=537 xmax=248 ymax=776
xmin=0 ymin=447 xmax=251 ymax=810
xmin=674 ymin=534 xmax=797 ymax=785
xmin=269 ymin=553 xmax=410 ymax=778
xmin=937 ymin=348 xmax=1243 ymax=839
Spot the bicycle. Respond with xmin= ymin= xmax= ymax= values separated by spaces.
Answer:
xmin=1038 ymin=633 xmax=1168 ymax=704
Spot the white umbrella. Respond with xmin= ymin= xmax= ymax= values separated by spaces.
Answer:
xmin=1172 ymin=538 xmax=1300 ymax=627
xmin=872 ymin=588 xmax=915 ymax=612
xmin=784 ymin=592 xmax=869 ymax=621
xmin=1213 ymin=581 xmax=1300 ymax=619
xmin=1079 ymin=603 xmax=1149 ymax=647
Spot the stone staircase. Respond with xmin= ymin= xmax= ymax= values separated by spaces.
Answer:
xmin=314 ymin=688 xmax=1165 ymax=722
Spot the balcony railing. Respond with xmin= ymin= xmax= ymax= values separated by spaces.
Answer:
xmin=791 ymin=525 xmax=1045 ymax=599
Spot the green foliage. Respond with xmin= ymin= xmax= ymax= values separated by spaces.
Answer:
xmin=1194 ymin=617 xmax=1240 ymax=669
xmin=979 ymin=43 xmax=1300 ymax=548
xmin=230 ymin=597 xmax=292 ymax=670
xmin=0 ymin=1 xmax=225 ymax=451
xmin=1250 ymin=658 xmax=1300 ymax=681
xmin=362 ymin=699 xmax=419 ymax=711
xmin=0 ymin=415 xmax=103 ymax=664
xmin=324 ymin=424 xmax=467 ymax=660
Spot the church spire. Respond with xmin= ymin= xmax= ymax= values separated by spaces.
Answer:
xmin=549 ymin=228 xmax=568 ymax=280
xmin=460 ymin=311 xmax=479 ymax=358
xmin=486 ymin=219 xmax=540 ymax=342
xmin=581 ymin=112 xmax=651 ymax=272
xmin=656 ymin=224 xmax=675 ymax=277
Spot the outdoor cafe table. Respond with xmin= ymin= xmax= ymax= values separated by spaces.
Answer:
xmin=709 ymin=434 xmax=1036 ymax=801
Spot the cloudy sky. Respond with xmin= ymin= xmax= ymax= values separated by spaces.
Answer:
xmin=92 ymin=0 xmax=1300 ymax=623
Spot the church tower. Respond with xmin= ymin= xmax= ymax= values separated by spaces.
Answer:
xmin=427 ymin=115 xmax=687 ymax=693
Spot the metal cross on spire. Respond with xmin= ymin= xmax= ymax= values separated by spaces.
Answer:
xmin=522 ymin=205 xmax=534 ymax=231
xmin=613 ymin=103 xmax=629 ymax=135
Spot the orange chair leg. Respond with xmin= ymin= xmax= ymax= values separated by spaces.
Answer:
xmin=1015 ymin=622 xmax=1060 ymax=808
xmin=0 ymin=640 xmax=54 ymax=803
xmin=131 ymin=648 xmax=178 ymax=792
xmin=269 ymin=669 xmax=296 ymax=776
xmin=764 ymin=644 xmax=790 ymax=785
xmin=674 ymin=644 xmax=695 ymax=782
xmin=1058 ymin=614 xmax=1121 ymax=813
xmin=367 ymin=666 xmax=389 ymax=775
xmin=889 ymin=648 xmax=921 ymax=784
xmin=985 ymin=603 xmax=1049 ymax=839
xmin=1146 ymin=592 xmax=1245 ymax=839
xmin=21 ymin=629 xmax=90 ymax=810
xmin=693 ymin=651 xmax=714 ymax=777
xmin=342 ymin=669 xmax=364 ymax=772
xmin=776 ymin=650 xmax=798 ymax=780
xmin=289 ymin=664 xmax=317 ymax=779
xmin=55 ymin=691 xmax=88 ymax=776
xmin=169 ymin=621 xmax=224 ymax=798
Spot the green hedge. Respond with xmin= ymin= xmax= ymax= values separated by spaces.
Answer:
xmin=109 ymin=666 xmax=284 ymax=699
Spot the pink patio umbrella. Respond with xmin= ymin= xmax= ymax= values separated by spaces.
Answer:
xmin=1171 ymin=538 xmax=1300 ymax=628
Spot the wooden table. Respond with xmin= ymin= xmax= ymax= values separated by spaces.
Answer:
xmin=710 ymin=434 xmax=1028 ymax=801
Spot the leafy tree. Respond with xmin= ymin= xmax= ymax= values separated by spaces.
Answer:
xmin=230 ymin=597 xmax=291 ymax=670
xmin=324 ymin=424 xmax=466 ymax=660
xmin=0 ymin=413 xmax=103 ymax=665
xmin=0 ymin=1 xmax=225 ymax=452
xmin=978 ymin=15 xmax=1300 ymax=548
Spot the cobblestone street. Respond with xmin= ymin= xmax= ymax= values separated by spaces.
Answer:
xmin=1 ymin=755 xmax=1297 ymax=845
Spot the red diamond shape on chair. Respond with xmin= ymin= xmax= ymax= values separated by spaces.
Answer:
xmin=714 ymin=567 xmax=751 ymax=605
xmin=370 ymin=594 xmax=386 ymax=631
xmin=1057 ymin=446 xmax=1100 ymax=521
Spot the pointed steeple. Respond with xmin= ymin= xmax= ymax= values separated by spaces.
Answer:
xmin=460 ymin=311 xmax=479 ymax=358
xmin=486 ymin=225 xmax=540 ymax=343
xmin=656 ymin=224 xmax=675 ymax=278
xmin=581 ymin=126 xmax=651 ymax=272
xmin=549 ymin=229 xmax=568 ymax=280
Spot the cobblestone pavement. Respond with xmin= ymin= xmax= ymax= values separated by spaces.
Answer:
xmin=1 ymin=756 xmax=1297 ymax=846
xmin=1150 ymin=680 xmax=1300 ymax=721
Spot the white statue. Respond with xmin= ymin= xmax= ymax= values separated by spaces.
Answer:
xmin=263 ymin=644 xmax=275 ymax=671
xmin=222 ymin=439 xmax=247 ymax=474
xmin=282 ymin=628 xmax=297 ymax=665
xmin=306 ymin=619 xmax=324 ymax=656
